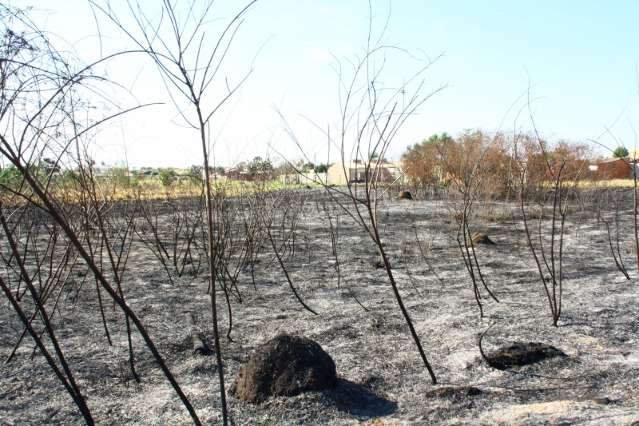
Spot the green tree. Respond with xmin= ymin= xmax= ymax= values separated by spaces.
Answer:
xmin=189 ymin=165 xmax=203 ymax=184
xmin=0 ymin=165 xmax=23 ymax=188
xmin=613 ymin=146 xmax=629 ymax=158
xmin=314 ymin=163 xmax=329 ymax=173
xmin=158 ymin=168 xmax=177 ymax=187
xmin=247 ymin=156 xmax=273 ymax=178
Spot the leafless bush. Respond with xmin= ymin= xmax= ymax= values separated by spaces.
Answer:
xmin=135 ymin=193 xmax=205 ymax=285
xmin=259 ymin=189 xmax=318 ymax=315
xmin=435 ymin=131 xmax=502 ymax=317
xmin=91 ymin=1 xmax=259 ymax=422
xmin=513 ymin=130 xmax=587 ymax=326
xmin=0 ymin=5 xmax=201 ymax=423
xmin=281 ymin=8 xmax=442 ymax=383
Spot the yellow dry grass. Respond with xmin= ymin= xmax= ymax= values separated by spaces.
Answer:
xmin=0 ymin=178 xmax=309 ymax=207
xmin=576 ymin=179 xmax=636 ymax=189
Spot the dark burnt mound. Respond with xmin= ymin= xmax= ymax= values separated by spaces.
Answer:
xmin=230 ymin=334 xmax=337 ymax=403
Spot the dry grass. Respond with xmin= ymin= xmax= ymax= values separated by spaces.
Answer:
xmin=577 ymin=179 xmax=636 ymax=189
xmin=0 ymin=177 xmax=307 ymax=206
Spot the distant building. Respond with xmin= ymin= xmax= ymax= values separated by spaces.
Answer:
xmin=590 ymin=158 xmax=636 ymax=179
xmin=326 ymin=161 xmax=403 ymax=186
xmin=225 ymin=166 xmax=251 ymax=181
xmin=279 ymin=171 xmax=326 ymax=186
xmin=225 ymin=166 xmax=273 ymax=182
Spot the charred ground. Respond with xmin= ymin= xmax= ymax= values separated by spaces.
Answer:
xmin=1 ymin=190 xmax=639 ymax=425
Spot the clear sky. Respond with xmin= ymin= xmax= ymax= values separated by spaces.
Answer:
xmin=6 ymin=1 xmax=639 ymax=167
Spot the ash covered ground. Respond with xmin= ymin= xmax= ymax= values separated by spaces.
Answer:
xmin=2 ymin=193 xmax=639 ymax=425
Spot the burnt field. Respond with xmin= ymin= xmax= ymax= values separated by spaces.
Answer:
xmin=1 ymin=189 xmax=639 ymax=425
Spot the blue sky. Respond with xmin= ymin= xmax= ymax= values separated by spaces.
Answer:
xmin=7 ymin=1 xmax=639 ymax=167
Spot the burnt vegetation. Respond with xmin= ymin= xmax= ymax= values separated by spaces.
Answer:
xmin=1 ymin=2 xmax=639 ymax=425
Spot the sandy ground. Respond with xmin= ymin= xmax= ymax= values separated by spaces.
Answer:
xmin=1 ymin=194 xmax=639 ymax=425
